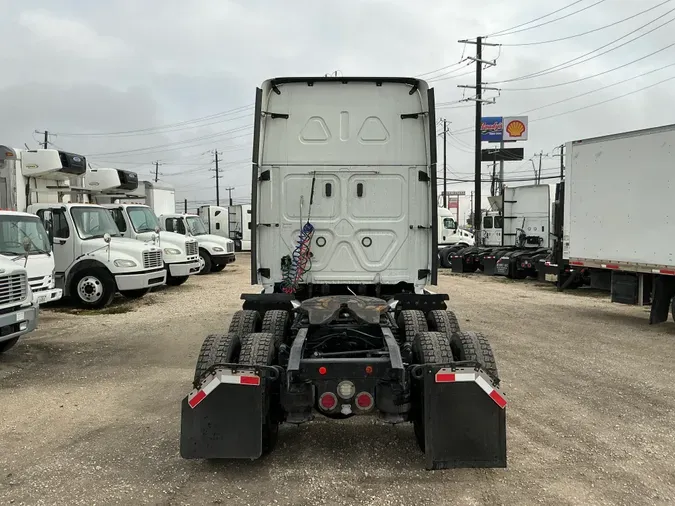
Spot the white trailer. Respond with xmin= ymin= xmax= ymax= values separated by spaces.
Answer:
xmin=198 ymin=205 xmax=230 ymax=239
xmin=0 ymin=148 xmax=166 ymax=308
xmin=563 ymin=123 xmax=675 ymax=323
xmin=85 ymin=169 xmax=200 ymax=285
xmin=226 ymin=204 xmax=251 ymax=251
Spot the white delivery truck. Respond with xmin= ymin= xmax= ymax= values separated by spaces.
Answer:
xmin=0 ymin=147 xmax=166 ymax=308
xmin=0 ymin=256 xmax=38 ymax=354
xmin=158 ymin=213 xmax=235 ymax=274
xmin=85 ymin=168 xmax=200 ymax=285
xmin=562 ymin=123 xmax=675 ymax=324
xmin=227 ymin=204 xmax=252 ymax=251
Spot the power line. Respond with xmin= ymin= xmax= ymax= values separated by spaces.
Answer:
xmin=501 ymin=44 xmax=675 ymax=90
xmin=485 ymin=0 xmax=588 ymax=37
xmin=489 ymin=0 xmax=608 ymax=38
xmin=487 ymin=8 xmax=675 ymax=84
xmin=497 ymin=0 xmax=673 ymax=46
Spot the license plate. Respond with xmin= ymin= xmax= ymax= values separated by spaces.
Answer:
xmin=36 ymin=294 xmax=50 ymax=304
xmin=545 ymin=274 xmax=558 ymax=283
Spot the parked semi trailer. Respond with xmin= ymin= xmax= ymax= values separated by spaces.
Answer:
xmin=180 ymin=76 xmax=507 ymax=469
xmin=544 ymin=123 xmax=675 ymax=324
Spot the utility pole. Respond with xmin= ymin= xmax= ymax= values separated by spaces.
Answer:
xmin=457 ymin=36 xmax=499 ymax=245
xmin=438 ymin=118 xmax=450 ymax=207
xmin=538 ymin=151 xmax=543 ymax=185
xmin=34 ymin=130 xmax=53 ymax=149
xmin=184 ymin=199 xmax=188 ymax=214
xmin=225 ymin=186 xmax=235 ymax=206
xmin=153 ymin=161 xmax=161 ymax=182
xmin=470 ymin=190 xmax=474 ymax=227
xmin=559 ymin=144 xmax=564 ymax=181
xmin=210 ymin=150 xmax=223 ymax=206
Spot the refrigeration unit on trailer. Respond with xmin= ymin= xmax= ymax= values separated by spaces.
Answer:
xmin=562 ymin=123 xmax=675 ymax=324
xmin=0 ymin=147 xmax=166 ymax=308
xmin=179 ymin=76 xmax=507 ymax=470
xmin=158 ymin=213 xmax=235 ymax=274
xmin=85 ymin=168 xmax=200 ymax=286
xmin=226 ymin=204 xmax=252 ymax=252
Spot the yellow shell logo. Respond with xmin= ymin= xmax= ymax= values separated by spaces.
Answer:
xmin=506 ymin=120 xmax=525 ymax=137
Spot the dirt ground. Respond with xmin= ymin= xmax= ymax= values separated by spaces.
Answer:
xmin=1 ymin=255 xmax=674 ymax=506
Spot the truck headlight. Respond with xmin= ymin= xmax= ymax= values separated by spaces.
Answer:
xmin=212 ymin=247 xmax=224 ymax=252
xmin=114 ymin=259 xmax=137 ymax=268
xmin=163 ymin=248 xmax=181 ymax=255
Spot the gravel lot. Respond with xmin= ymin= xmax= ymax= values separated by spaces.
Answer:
xmin=1 ymin=255 xmax=674 ymax=506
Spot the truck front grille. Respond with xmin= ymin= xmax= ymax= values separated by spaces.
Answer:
xmin=0 ymin=274 xmax=27 ymax=305
xmin=186 ymin=241 xmax=198 ymax=256
xmin=143 ymin=250 xmax=163 ymax=269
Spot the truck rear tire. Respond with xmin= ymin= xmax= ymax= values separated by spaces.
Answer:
xmin=426 ymin=310 xmax=461 ymax=337
xmin=261 ymin=310 xmax=291 ymax=346
xmin=228 ymin=310 xmax=262 ymax=338
xmin=450 ymin=331 xmax=500 ymax=384
xmin=198 ymin=250 xmax=212 ymax=275
xmin=193 ymin=333 xmax=241 ymax=385
xmin=397 ymin=310 xmax=428 ymax=343
xmin=0 ymin=337 xmax=19 ymax=354
xmin=71 ymin=268 xmax=116 ymax=309
xmin=439 ymin=248 xmax=453 ymax=268
xmin=239 ymin=332 xmax=278 ymax=454
xmin=411 ymin=331 xmax=453 ymax=451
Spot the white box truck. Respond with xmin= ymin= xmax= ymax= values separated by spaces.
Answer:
xmin=562 ymin=123 xmax=675 ymax=323
xmin=0 ymin=147 xmax=166 ymax=308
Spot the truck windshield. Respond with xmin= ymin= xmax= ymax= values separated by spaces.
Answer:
xmin=127 ymin=206 xmax=160 ymax=233
xmin=186 ymin=216 xmax=208 ymax=236
xmin=0 ymin=215 xmax=51 ymax=255
xmin=70 ymin=207 xmax=121 ymax=240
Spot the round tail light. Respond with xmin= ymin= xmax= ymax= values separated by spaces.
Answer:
xmin=337 ymin=381 xmax=355 ymax=399
xmin=319 ymin=392 xmax=337 ymax=411
xmin=355 ymin=392 xmax=374 ymax=411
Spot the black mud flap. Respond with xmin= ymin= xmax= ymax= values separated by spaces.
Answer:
xmin=180 ymin=365 xmax=279 ymax=460
xmin=418 ymin=365 xmax=506 ymax=470
xmin=483 ymin=256 xmax=497 ymax=276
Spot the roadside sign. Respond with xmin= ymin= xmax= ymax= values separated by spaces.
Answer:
xmin=481 ymin=148 xmax=525 ymax=161
xmin=503 ymin=116 xmax=528 ymax=141
xmin=480 ymin=117 xmax=503 ymax=142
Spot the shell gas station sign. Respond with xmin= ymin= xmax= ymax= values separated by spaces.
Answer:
xmin=481 ymin=116 xmax=528 ymax=142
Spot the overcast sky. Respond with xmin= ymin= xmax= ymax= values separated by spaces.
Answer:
xmin=2 ymin=0 xmax=673 ymax=218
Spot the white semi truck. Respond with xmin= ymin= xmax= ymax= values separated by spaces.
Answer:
xmin=158 ymin=212 xmax=235 ymax=274
xmin=558 ymin=123 xmax=675 ymax=324
xmin=180 ymin=76 xmax=507 ymax=469
xmin=85 ymin=168 xmax=200 ymax=285
xmin=227 ymin=204 xmax=252 ymax=252
xmin=0 ymin=147 xmax=166 ymax=308
xmin=0 ymin=256 xmax=38 ymax=354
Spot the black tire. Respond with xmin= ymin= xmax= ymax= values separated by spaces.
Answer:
xmin=70 ymin=268 xmax=116 ymax=309
xmin=193 ymin=333 xmax=241 ymax=385
xmin=439 ymin=248 xmax=452 ymax=269
xmin=228 ymin=310 xmax=262 ymax=338
xmin=198 ymin=249 xmax=212 ymax=275
xmin=427 ymin=309 xmax=461 ymax=337
xmin=0 ymin=337 xmax=19 ymax=354
xmin=671 ymin=297 xmax=675 ymax=323
xmin=166 ymin=275 xmax=189 ymax=286
xmin=211 ymin=264 xmax=226 ymax=273
xmin=261 ymin=310 xmax=291 ymax=346
xmin=450 ymin=331 xmax=499 ymax=384
xmin=239 ymin=332 xmax=278 ymax=454
xmin=397 ymin=310 xmax=428 ymax=344
xmin=411 ymin=331 xmax=453 ymax=451
xmin=120 ymin=288 xmax=149 ymax=299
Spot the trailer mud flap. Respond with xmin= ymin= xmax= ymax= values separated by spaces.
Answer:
xmin=417 ymin=366 xmax=506 ymax=470
xmin=180 ymin=366 xmax=278 ymax=459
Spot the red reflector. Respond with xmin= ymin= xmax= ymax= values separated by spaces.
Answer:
xmin=661 ymin=269 xmax=675 ymax=275
xmin=318 ymin=366 xmax=327 ymax=375
xmin=319 ymin=392 xmax=337 ymax=410
xmin=435 ymin=372 xmax=455 ymax=383
xmin=570 ymin=261 xmax=584 ymax=266
xmin=355 ymin=392 xmax=374 ymax=410
xmin=240 ymin=375 xmax=260 ymax=386
xmin=188 ymin=390 xmax=206 ymax=408
xmin=365 ymin=365 xmax=373 ymax=375
xmin=606 ymin=264 xmax=619 ymax=270
xmin=489 ymin=389 xmax=507 ymax=408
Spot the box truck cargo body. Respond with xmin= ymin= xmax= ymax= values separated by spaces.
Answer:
xmin=563 ymin=123 xmax=675 ymax=323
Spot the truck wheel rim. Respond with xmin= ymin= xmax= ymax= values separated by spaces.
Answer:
xmin=77 ymin=276 xmax=103 ymax=303
xmin=198 ymin=256 xmax=206 ymax=272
